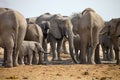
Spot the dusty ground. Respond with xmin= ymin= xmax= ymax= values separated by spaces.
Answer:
xmin=0 ymin=47 xmax=120 ymax=80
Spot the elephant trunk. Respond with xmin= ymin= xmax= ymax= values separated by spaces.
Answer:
xmin=67 ymin=29 xmax=79 ymax=64
xmin=39 ymin=50 xmax=49 ymax=54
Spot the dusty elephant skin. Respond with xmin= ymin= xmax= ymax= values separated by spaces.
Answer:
xmin=0 ymin=8 xmax=27 ymax=68
xmin=24 ymin=23 xmax=44 ymax=64
xmin=77 ymin=8 xmax=104 ymax=64
xmin=101 ymin=18 xmax=120 ymax=64
xmin=36 ymin=13 xmax=78 ymax=63
xmin=36 ymin=20 xmax=51 ymax=62
xmin=18 ymin=41 xmax=47 ymax=65
xmin=99 ymin=32 xmax=114 ymax=61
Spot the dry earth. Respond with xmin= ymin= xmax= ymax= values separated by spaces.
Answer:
xmin=0 ymin=47 xmax=120 ymax=80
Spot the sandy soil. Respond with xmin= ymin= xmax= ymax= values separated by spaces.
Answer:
xmin=0 ymin=51 xmax=120 ymax=80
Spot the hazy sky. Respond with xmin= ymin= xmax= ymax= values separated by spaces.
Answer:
xmin=0 ymin=0 xmax=120 ymax=21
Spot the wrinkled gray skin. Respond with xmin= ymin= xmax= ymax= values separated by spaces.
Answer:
xmin=101 ymin=18 xmax=120 ymax=64
xmin=71 ymin=13 xmax=82 ymax=35
xmin=77 ymin=8 xmax=104 ymax=64
xmin=99 ymin=32 xmax=114 ymax=61
xmin=36 ymin=20 xmax=50 ymax=62
xmin=36 ymin=13 xmax=78 ymax=63
xmin=73 ymin=34 xmax=81 ymax=61
xmin=18 ymin=41 xmax=47 ymax=65
xmin=24 ymin=23 xmax=43 ymax=64
xmin=0 ymin=8 xmax=27 ymax=67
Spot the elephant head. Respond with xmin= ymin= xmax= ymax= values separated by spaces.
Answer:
xmin=71 ymin=13 xmax=82 ymax=35
xmin=37 ymin=21 xmax=50 ymax=38
xmin=101 ymin=18 xmax=120 ymax=37
xmin=50 ymin=15 xmax=79 ymax=63
xmin=35 ymin=42 xmax=48 ymax=54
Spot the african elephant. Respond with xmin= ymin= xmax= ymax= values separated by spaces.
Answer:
xmin=18 ymin=41 xmax=47 ymax=65
xmin=101 ymin=18 xmax=120 ymax=64
xmin=24 ymin=23 xmax=43 ymax=64
xmin=77 ymin=8 xmax=104 ymax=64
xmin=0 ymin=8 xmax=27 ymax=67
xmin=71 ymin=13 xmax=82 ymax=35
xmin=99 ymin=32 xmax=114 ymax=61
xmin=36 ymin=13 xmax=78 ymax=63
xmin=73 ymin=34 xmax=81 ymax=61
xmin=36 ymin=20 xmax=50 ymax=62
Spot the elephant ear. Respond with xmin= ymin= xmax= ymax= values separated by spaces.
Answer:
xmin=100 ymin=22 xmax=109 ymax=35
xmin=49 ymin=18 xmax=62 ymax=39
xmin=110 ymin=18 xmax=120 ymax=37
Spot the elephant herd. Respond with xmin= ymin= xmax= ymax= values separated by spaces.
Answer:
xmin=0 ymin=8 xmax=119 ymax=68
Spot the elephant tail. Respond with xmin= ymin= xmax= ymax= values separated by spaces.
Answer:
xmin=90 ymin=17 xmax=93 ymax=47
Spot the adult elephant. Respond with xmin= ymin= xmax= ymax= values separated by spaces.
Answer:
xmin=0 ymin=8 xmax=27 ymax=67
xmin=77 ymin=8 xmax=104 ymax=64
xmin=101 ymin=18 xmax=120 ymax=64
xmin=36 ymin=13 xmax=78 ymax=63
xmin=71 ymin=13 xmax=82 ymax=35
xmin=24 ymin=23 xmax=43 ymax=64
xmin=99 ymin=32 xmax=114 ymax=61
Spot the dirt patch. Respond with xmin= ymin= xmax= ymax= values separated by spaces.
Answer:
xmin=0 ymin=53 xmax=120 ymax=80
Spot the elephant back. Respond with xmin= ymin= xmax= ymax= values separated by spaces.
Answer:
xmin=25 ymin=23 xmax=43 ymax=45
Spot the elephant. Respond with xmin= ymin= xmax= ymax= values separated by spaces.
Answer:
xmin=36 ymin=13 xmax=78 ymax=63
xmin=24 ymin=23 xmax=44 ymax=64
xmin=36 ymin=20 xmax=50 ymax=62
xmin=0 ymin=8 xmax=27 ymax=67
xmin=76 ymin=8 xmax=104 ymax=64
xmin=101 ymin=18 xmax=120 ymax=64
xmin=99 ymin=32 xmax=114 ymax=61
xmin=73 ymin=34 xmax=81 ymax=61
xmin=18 ymin=41 xmax=47 ymax=65
xmin=71 ymin=12 xmax=82 ymax=35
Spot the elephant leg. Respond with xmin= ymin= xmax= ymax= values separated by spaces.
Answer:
xmin=109 ymin=45 xmax=114 ymax=61
xmin=62 ymin=39 xmax=68 ymax=54
xmin=95 ymin=44 xmax=101 ymax=64
xmin=80 ymin=41 xmax=87 ymax=64
xmin=5 ymin=49 xmax=13 ymax=67
xmin=49 ymin=34 xmax=57 ymax=61
xmin=2 ymin=48 xmax=7 ymax=66
xmin=89 ymin=43 xmax=97 ymax=64
xmin=112 ymin=38 xmax=119 ymax=64
xmin=28 ymin=55 xmax=33 ymax=65
xmin=75 ymin=49 xmax=79 ymax=61
xmin=43 ymin=39 xmax=48 ymax=62
xmin=38 ymin=52 xmax=43 ymax=64
xmin=102 ymin=45 xmax=107 ymax=60
xmin=57 ymin=39 xmax=63 ymax=61
xmin=114 ymin=47 xmax=120 ymax=64
xmin=18 ymin=56 xmax=24 ymax=65
xmin=32 ymin=53 xmax=38 ymax=65
xmin=28 ymin=51 xmax=33 ymax=65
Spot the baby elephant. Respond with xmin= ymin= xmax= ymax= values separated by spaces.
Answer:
xmin=18 ymin=41 xmax=47 ymax=65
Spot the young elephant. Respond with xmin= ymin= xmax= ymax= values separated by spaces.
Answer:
xmin=18 ymin=41 xmax=47 ymax=65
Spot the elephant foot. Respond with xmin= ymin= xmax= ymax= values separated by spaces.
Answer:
xmin=5 ymin=63 xmax=13 ymax=68
xmin=116 ymin=60 xmax=120 ymax=65
xmin=88 ymin=61 xmax=96 ymax=64
xmin=13 ymin=63 xmax=19 ymax=67
xmin=57 ymin=57 xmax=62 ymax=61
xmin=63 ymin=51 xmax=69 ymax=54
